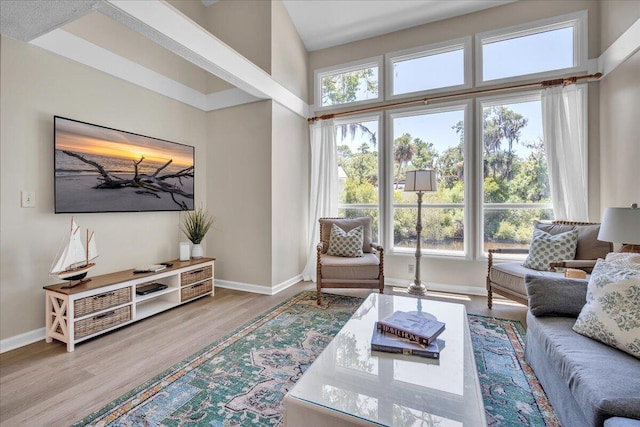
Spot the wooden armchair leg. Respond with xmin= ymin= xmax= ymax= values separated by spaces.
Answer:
xmin=487 ymin=285 xmax=493 ymax=309
xmin=316 ymin=280 xmax=322 ymax=305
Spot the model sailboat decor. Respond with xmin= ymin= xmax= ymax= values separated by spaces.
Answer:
xmin=50 ymin=218 xmax=98 ymax=287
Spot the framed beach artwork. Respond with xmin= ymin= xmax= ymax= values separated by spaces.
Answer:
xmin=54 ymin=116 xmax=195 ymax=213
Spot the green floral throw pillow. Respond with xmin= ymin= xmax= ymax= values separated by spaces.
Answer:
xmin=327 ymin=224 xmax=364 ymax=257
xmin=522 ymin=228 xmax=579 ymax=271
xmin=573 ymin=254 xmax=640 ymax=358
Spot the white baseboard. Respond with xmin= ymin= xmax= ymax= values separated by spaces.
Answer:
xmin=0 ymin=327 xmax=45 ymax=354
xmin=215 ymin=274 xmax=303 ymax=296
xmin=1 ymin=277 xmax=479 ymax=353
xmin=385 ymin=277 xmax=487 ymax=297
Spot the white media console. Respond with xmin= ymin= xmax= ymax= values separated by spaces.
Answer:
xmin=43 ymin=258 xmax=215 ymax=352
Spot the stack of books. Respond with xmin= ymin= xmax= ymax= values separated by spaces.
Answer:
xmin=371 ymin=311 xmax=446 ymax=359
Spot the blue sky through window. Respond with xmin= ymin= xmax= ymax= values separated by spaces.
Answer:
xmin=393 ymin=49 xmax=464 ymax=95
xmin=333 ymin=25 xmax=569 ymax=158
xmin=483 ymin=27 xmax=574 ymax=80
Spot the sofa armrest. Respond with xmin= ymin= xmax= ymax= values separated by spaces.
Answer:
xmin=550 ymin=259 xmax=597 ymax=272
xmin=488 ymin=247 xmax=530 ymax=270
xmin=489 ymin=248 xmax=530 ymax=256
xmin=370 ymin=242 xmax=383 ymax=253
xmin=604 ymin=417 xmax=640 ymax=427
xmin=525 ymin=275 xmax=588 ymax=317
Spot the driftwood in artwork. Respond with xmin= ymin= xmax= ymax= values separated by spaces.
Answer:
xmin=62 ymin=150 xmax=194 ymax=208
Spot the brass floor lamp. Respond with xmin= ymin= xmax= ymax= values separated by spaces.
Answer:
xmin=404 ymin=170 xmax=437 ymax=296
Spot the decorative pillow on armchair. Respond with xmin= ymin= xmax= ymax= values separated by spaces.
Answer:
xmin=573 ymin=255 xmax=640 ymax=358
xmin=327 ymin=224 xmax=364 ymax=257
xmin=522 ymin=228 xmax=579 ymax=271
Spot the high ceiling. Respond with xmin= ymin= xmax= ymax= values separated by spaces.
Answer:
xmin=281 ymin=0 xmax=517 ymax=51
xmin=0 ymin=0 xmax=518 ymax=115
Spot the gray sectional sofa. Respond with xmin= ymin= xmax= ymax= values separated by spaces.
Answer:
xmin=524 ymin=276 xmax=640 ymax=427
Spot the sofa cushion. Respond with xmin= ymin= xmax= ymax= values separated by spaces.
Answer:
xmin=573 ymin=256 xmax=640 ymax=358
xmin=527 ymin=315 xmax=640 ymax=425
xmin=320 ymin=217 xmax=372 ymax=254
xmin=320 ymin=253 xmax=380 ymax=280
xmin=534 ymin=220 xmax=612 ymax=265
xmin=326 ymin=224 xmax=364 ymax=257
xmin=523 ymin=228 xmax=578 ymax=271
xmin=490 ymin=262 xmax=563 ymax=295
xmin=525 ymin=275 xmax=588 ymax=317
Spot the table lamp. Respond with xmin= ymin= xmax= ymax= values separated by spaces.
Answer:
xmin=404 ymin=170 xmax=437 ymax=295
xmin=598 ymin=203 xmax=640 ymax=253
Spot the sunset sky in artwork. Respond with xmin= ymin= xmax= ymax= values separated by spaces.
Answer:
xmin=55 ymin=118 xmax=194 ymax=167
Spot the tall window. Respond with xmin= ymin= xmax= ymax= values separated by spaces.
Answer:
xmin=335 ymin=116 xmax=381 ymax=241
xmin=314 ymin=12 xmax=586 ymax=259
xmin=480 ymin=93 xmax=553 ymax=253
xmin=390 ymin=105 xmax=467 ymax=255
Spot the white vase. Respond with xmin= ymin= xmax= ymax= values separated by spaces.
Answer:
xmin=191 ymin=243 xmax=204 ymax=259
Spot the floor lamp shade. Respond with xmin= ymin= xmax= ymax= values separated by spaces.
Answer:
xmin=405 ymin=170 xmax=437 ymax=192
xmin=598 ymin=204 xmax=640 ymax=246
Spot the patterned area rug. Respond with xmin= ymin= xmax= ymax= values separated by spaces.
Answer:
xmin=468 ymin=315 xmax=559 ymax=426
xmin=75 ymin=292 xmax=558 ymax=426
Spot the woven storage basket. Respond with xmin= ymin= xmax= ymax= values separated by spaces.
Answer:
xmin=75 ymin=306 xmax=131 ymax=339
xmin=74 ymin=287 xmax=131 ymax=318
xmin=181 ymin=279 xmax=212 ymax=301
xmin=181 ymin=265 xmax=212 ymax=285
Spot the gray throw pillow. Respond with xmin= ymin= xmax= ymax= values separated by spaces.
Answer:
xmin=525 ymin=275 xmax=588 ymax=317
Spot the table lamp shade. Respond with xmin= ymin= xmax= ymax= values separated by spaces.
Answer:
xmin=405 ymin=170 xmax=437 ymax=192
xmin=598 ymin=205 xmax=640 ymax=245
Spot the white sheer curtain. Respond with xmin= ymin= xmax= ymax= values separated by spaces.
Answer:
xmin=302 ymin=119 xmax=338 ymax=282
xmin=541 ymin=85 xmax=589 ymax=221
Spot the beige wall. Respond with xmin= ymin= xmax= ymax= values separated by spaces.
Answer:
xmin=205 ymin=101 xmax=273 ymax=288
xmin=600 ymin=1 xmax=640 ymax=51
xmin=206 ymin=0 xmax=272 ymax=74
xmin=0 ymin=36 xmax=207 ymax=340
xmin=599 ymin=3 xmax=640 ymax=211
xmin=63 ymin=12 xmax=213 ymax=94
xmin=271 ymin=102 xmax=309 ymax=285
xmin=271 ymin=0 xmax=309 ymax=103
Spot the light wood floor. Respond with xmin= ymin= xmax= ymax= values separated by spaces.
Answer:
xmin=0 ymin=283 xmax=526 ymax=426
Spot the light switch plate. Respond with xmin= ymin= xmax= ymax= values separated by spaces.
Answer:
xmin=21 ymin=191 xmax=36 ymax=208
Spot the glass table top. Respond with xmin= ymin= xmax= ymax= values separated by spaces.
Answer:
xmin=286 ymin=293 xmax=486 ymax=427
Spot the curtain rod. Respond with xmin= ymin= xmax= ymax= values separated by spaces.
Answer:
xmin=307 ymin=72 xmax=602 ymax=123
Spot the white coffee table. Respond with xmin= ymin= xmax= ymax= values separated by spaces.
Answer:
xmin=284 ymin=293 xmax=486 ymax=427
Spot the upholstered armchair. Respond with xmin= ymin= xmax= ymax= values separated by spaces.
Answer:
xmin=316 ymin=217 xmax=384 ymax=305
xmin=486 ymin=220 xmax=612 ymax=308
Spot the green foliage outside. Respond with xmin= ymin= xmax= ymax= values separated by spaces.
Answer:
xmin=322 ymin=68 xmax=378 ymax=107
xmin=335 ymin=104 xmax=551 ymax=251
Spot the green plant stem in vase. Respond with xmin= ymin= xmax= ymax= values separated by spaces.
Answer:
xmin=181 ymin=207 xmax=215 ymax=258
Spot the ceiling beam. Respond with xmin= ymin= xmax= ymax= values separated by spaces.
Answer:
xmin=102 ymin=0 xmax=308 ymax=118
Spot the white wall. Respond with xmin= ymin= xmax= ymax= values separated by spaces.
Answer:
xmin=0 ymin=36 xmax=207 ymax=340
